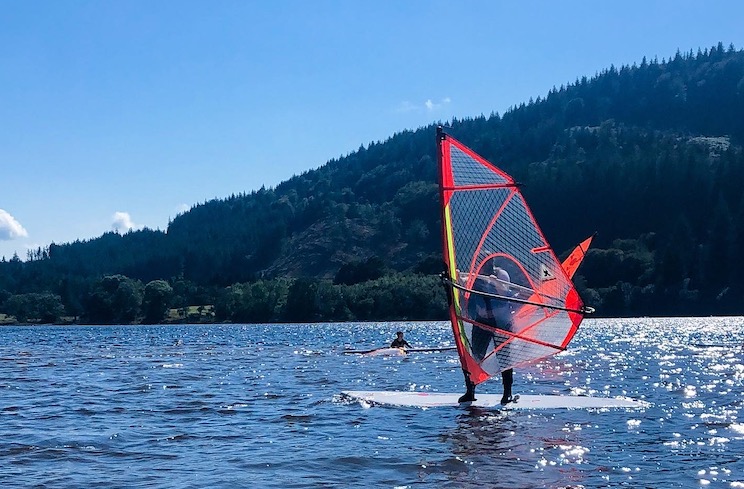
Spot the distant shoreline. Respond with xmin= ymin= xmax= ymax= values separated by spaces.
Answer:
xmin=2 ymin=314 xmax=743 ymax=327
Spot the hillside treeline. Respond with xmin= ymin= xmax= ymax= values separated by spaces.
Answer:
xmin=1 ymin=43 xmax=743 ymax=324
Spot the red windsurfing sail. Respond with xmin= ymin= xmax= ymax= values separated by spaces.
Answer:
xmin=562 ymin=235 xmax=593 ymax=279
xmin=437 ymin=127 xmax=591 ymax=386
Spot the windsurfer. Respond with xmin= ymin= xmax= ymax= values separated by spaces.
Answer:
xmin=438 ymin=130 xmax=588 ymax=409
xmin=390 ymin=331 xmax=412 ymax=349
xmin=460 ymin=265 xmax=516 ymax=404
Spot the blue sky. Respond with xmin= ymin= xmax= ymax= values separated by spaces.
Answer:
xmin=2 ymin=1 xmax=743 ymax=260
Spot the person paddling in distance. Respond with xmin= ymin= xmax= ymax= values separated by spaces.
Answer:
xmin=390 ymin=331 xmax=412 ymax=349
xmin=459 ymin=264 xmax=517 ymax=405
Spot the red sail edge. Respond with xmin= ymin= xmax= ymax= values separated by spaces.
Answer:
xmin=562 ymin=236 xmax=593 ymax=279
xmin=437 ymin=128 xmax=591 ymax=387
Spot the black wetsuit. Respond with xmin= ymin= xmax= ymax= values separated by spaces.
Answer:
xmin=390 ymin=339 xmax=411 ymax=348
xmin=465 ymin=278 xmax=515 ymax=403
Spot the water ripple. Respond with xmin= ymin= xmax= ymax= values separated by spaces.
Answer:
xmin=0 ymin=319 xmax=743 ymax=487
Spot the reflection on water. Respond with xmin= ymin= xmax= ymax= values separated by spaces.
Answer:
xmin=0 ymin=318 xmax=743 ymax=488
xmin=439 ymin=408 xmax=596 ymax=489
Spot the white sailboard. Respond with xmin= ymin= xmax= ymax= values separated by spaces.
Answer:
xmin=343 ymin=347 xmax=407 ymax=356
xmin=343 ymin=346 xmax=457 ymax=356
xmin=343 ymin=390 xmax=646 ymax=410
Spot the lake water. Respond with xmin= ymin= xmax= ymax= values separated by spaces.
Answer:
xmin=1 ymin=318 xmax=743 ymax=488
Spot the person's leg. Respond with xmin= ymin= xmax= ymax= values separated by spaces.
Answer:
xmin=500 ymin=368 xmax=513 ymax=404
xmin=470 ymin=323 xmax=491 ymax=362
xmin=458 ymin=372 xmax=477 ymax=402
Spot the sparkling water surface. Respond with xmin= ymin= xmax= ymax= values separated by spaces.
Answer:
xmin=1 ymin=318 xmax=743 ymax=488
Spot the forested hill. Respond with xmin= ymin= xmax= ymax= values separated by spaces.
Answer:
xmin=2 ymin=44 xmax=744 ymax=323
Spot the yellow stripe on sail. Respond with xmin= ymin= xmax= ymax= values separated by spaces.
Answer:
xmin=443 ymin=203 xmax=470 ymax=348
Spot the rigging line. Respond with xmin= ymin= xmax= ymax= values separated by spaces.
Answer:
xmin=444 ymin=277 xmax=588 ymax=315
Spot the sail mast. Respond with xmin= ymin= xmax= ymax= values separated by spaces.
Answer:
xmin=436 ymin=126 xmax=466 ymax=372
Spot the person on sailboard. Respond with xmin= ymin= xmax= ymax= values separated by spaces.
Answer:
xmin=390 ymin=331 xmax=412 ymax=349
xmin=460 ymin=264 xmax=516 ymax=404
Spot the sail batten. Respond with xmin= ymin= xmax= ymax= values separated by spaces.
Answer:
xmin=437 ymin=128 xmax=590 ymax=387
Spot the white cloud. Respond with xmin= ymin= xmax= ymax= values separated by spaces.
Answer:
xmin=112 ymin=211 xmax=137 ymax=233
xmin=0 ymin=209 xmax=29 ymax=240
xmin=425 ymin=97 xmax=452 ymax=111
xmin=396 ymin=97 xmax=452 ymax=113
xmin=175 ymin=203 xmax=190 ymax=214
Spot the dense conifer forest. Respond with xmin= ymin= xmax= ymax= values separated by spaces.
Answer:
xmin=2 ymin=44 xmax=743 ymax=324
